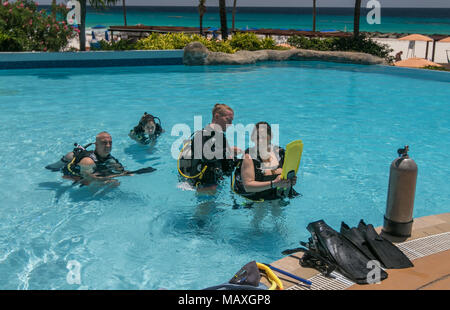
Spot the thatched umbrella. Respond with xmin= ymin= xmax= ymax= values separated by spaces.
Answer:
xmin=398 ymin=34 xmax=433 ymax=59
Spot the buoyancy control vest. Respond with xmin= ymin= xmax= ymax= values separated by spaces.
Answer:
xmin=129 ymin=114 xmax=163 ymax=145
xmin=62 ymin=143 xmax=124 ymax=178
xmin=232 ymin=146 xmax=288 ymax=201
xmin=178 ymin=127 xmax=235 ymax=187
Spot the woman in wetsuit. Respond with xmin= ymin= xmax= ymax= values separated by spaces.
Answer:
xmin=129 ymin=112 xmax=163 ymax=145
xmin=233 ymin=122 xmax=297 ymax=201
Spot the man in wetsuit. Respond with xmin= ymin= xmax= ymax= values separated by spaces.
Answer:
xmin=62 ymin=131 xmax=131 ymax=186
xmin=188 ymin=104 xmax=242 ymax=193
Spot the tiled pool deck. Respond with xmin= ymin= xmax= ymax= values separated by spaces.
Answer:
xmin=264 ymin=213 xmax=450 ymax=290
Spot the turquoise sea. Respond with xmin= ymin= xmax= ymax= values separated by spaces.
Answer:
xmin=41 ymin=6 xmax=450 ymax=35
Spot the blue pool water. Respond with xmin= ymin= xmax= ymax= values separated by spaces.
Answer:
xmin=0 ymin=62 xmax=449 ymax=289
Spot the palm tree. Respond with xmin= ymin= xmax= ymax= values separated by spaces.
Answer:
xmin=198 ymin=0 xmax=206 ymax=36
xmin=312 ymin=0 xmax=316 ymax=32
xmin=78 ymin=0 xmax=120 ymax=51
xmin=219 ymin=0 xmax=228 ymax=40
xmin=353 ymin=0 xmax=361 ymax=37
xmin=51 ymin=0 xmax=57 ymax=19
xmin=232 ymin=0 xmax=237 ymax=32
xmin=122 ymin=0 xmax=127 ymax=26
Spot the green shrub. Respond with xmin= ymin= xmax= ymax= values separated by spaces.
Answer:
xmin=288 ymin=33 xmax=394 ymax=62
xmin=422 ymin=66 xmax=449 ymax=72
xmin=331 ymin=34 xmax=394 ymax=62
xmin=0 ymin=0 xmax=76 ymax=52
xmin=0 ymin=32 xmax=22 ymax=51
xmin=135 ymin=32 xmax=237 ymax=53
xmin=229 ymin=32 xmax=280 ymax=51
xmin=94 ymin=38 xmax=137 ymax=51
xmin=287 ymin=36 xmax=334 ymax=51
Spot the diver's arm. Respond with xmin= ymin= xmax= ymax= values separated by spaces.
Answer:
xmin=241 ymin=154 xmax=292 ymax=192
xmin=129 ymin=130 xmax=145 ymax=144
xmin=78 ymin=158 xmax=129 ymax=182
xmin=241 ymin=154 xmax=274 ymax=192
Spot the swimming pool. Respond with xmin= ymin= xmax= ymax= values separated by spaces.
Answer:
xmin=0 ymin=62 xmax=449 ymax=289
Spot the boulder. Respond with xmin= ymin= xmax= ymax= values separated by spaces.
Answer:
xmin=183 ymin=42 xmax=387 ymax=66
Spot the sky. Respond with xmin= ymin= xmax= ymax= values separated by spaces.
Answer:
xmin=38 ymin=0 xmax=450 ymax=8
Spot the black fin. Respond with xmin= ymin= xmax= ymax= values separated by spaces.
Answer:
xmin=307 ymin=220 xmax=388 ymax=284
xmin=358 ymin=220 xmax=413 ymax=269
xmin=127 ymin=167 xmax=156 ymax=175
xmin=45 ymin=157 xmax=67 ymax=172
xmin=340 ymin=221 xmax=378 ymax=261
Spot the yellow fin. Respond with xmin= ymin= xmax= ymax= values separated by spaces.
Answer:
xmin=281 ymin=140 xmax=303 ymax=180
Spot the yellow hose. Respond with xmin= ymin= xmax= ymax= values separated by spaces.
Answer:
xmin=177 ymin=142 xmax=207 ymax=180
xmin=256 ymin=262 xmax=283 ymax=290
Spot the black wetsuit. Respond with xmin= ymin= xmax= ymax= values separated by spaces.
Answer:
xmin=62 ymin=150 xmax=124 ymax=179
xmin=128 ymin=123 xmax=163 ymax=144
xmin=181 ymin=125 xmax=235 ymax=187
xmin=129 ymin=123 xmax=162 ymax=145
xmin=233 ymin=146 xmax=296 ymax=201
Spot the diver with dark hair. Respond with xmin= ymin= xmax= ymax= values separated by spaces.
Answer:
xmin=129 ymin=112 xmax=163 ymax=145
xmin=178 ymin=104 xmax=242 ymax=193
xmin=232 ymin=122 xmax=298 ymax=201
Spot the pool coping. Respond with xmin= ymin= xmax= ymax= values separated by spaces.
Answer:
xmin=1 ymin=50 xmax=450 ymax=78
xmin=263 ymin=212 xmax=450 ymax=290
xmin=0 ymin=50 xmax=184 ymax=69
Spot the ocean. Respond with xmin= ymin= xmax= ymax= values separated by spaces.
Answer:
xmin=42 ymin=6 xmax=450 ymax=35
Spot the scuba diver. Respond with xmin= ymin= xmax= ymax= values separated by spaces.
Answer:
xmin=232 ymin=122 xmax=298 ymax=202
xmin=46 ymin=132 xmax=155 ymax=187
xmin=128 ymin=112 xmax=164 ymax=145
xmin=178 ymin=104 xmax=242 ymax=193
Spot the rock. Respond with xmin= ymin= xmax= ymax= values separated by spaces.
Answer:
xmin=183 ymin=42 xmax=387 ymax=66
xmin=182 ymin=42 xmax=209 ymax=65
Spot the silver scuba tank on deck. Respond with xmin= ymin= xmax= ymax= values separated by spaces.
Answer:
xmin=382 ymin=145 xmax=418 ymax=238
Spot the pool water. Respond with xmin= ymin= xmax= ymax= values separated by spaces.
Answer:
xmin=0 ymin=62 xmax=449 ymax=289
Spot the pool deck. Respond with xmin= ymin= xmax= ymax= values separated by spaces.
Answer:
xmin=263 ymin=212 xmax=450 ymax=290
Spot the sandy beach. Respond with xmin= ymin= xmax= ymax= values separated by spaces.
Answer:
xmin=67 ymin=30 xmax=450 ymax=65
xmin=374 ymin=38 xmax=450 ymax=64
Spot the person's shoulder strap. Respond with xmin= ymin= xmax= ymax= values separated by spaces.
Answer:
xmin=275 ymin=146 xmax=285 ymax=168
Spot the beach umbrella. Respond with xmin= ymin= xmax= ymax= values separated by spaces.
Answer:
xmin=398 ymin=34 xmax=434 ymax=42
xmin=394 ymin=57 xmax=442 ymax=68
xmin=398 ymin=34 xmax=433 ymax=58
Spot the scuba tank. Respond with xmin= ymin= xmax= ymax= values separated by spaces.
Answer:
xmin=177 ymin=130 xmax=235 ymax=187
xmin=177 ymin=139 xmax=207 ymax=181
xmin=382 ymin=145 xmax=418 ymax=238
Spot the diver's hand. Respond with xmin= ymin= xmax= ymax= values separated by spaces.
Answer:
xmin=290 ymin=176 xmax=297 ymax=186
xmin=272 ymin=175 xmax=291 ymax=189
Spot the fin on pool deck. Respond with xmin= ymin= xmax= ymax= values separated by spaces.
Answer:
xmin=262 ymin=212 xmax=450 ymax=290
